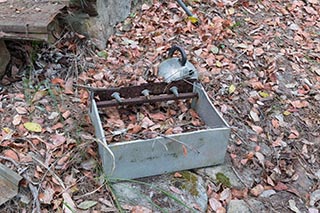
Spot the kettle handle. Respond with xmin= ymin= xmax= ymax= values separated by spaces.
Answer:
xmin=168 ymin=45 xmax=187 ymax=66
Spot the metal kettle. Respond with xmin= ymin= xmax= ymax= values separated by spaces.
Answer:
xmin=158 ymin=45 xmax=198 ymax=83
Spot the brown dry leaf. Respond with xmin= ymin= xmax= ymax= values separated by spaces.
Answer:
xmin=189 ymin=109 xmax=200 ymax=119
xmin=3 ymin=149 xmax=19 ymax=162
xmin=219 ymin=188 xmax=231 ymax=201
xmin=250 ymin=184 xmax=264 ymax=197
xmin=15 ymin=106 xmax=28 ymax=114
xmin=12 ymin=114 xmax=22 ymax=126
xmin=271 ymin=119 xmax=279 ymax=129
xmin=254 ymin=47 xmax=264 ymax=56
xmin=182 ymin=145 xmax=188 ymax=156
xmin=172 ymin=126 xmax=183 ymax=134
xmin=231 ymin=188 xmax=248 ymax=199
xmin=62 ymin=110 xmax=71 ymax=119
xmin=131 ymin=206 xmax=152 ymax=213
xmin=149 ymin=112 xmax=166 ymax=121
xmin=209 ymin=197 xmax=222 ymax=212
xmin=141 ymin=117 xmax=154 ymax=129
xmin=274 ymin=182 xmax=288 ymax=191
xmin=174 ymin=172 xmax=182 ymax=178
xmin=32 ymin=90 xmax=47 ymax=103
xmin=62 ymin=192 xmax=76 ymax=213
xmin=39 ymin=187 xmax=55 ymax=204
xmin=251 ymin=125 xmax=263 ymax=134
xmin=290 ymin=100 xmax=309 ymax=108
xmin=288 ymin=129 xmax=299 ymax=139
xmin=51 ymin=134 xmax=66 ymax=146
xmin=169 ymin=186 xmax=183 ymax=194
xmin=51 ymin=78 xmax=64 ymax=86
xmin=64 ymin=78 xmax=74 ymax=95
xmin=255 ymin=152 xmax=265 ymax=167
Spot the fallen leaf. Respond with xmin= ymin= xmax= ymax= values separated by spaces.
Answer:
xmin=39 ymin=187 xmax=55 ymax=204
xmin=251 ymin=125 xmax=263 ymax=134
xmin=78 ymin=200 xmax=98 ymax=210
xmin=288 ymin=199 xmax=301 ymax=213
xmin=12 ymin=114 xmax=22 ymax=126
xmin=290 ymin=100 xmax=309 ymax=108
xmin=259 ymin=91 xmax=269 ymax=98
xmin=271 ymin=119 xmax=279 ymax=129
xmin=283 ymin=111 xmax=291 ymax=116
xmin=64 ymin=78 xmax=74 ymax=95
xmin=187 ymin=16 xmax=199 ymax=24
xmin=131 ymin=206 xmax=152 ymax=213
xmin=274 ymin=182 xmax=288 ymax=191
xmin=169 ymin=186 xmax=183 ymax=194
xmin=172 ymin=126 xmax=183 ymax=134
xmin=231 ymin=188 xmax=248 ymax=199
xmin=310 ymin=189 xmax=320 ymax=206
xmin=255 ymin=152 xmax=265 ymax=167
xmin=209 ymin=197 xmax=222 ymax=211
xmin=254 ymin=47 xmax=264 ymax=56
xmin=15 ymin=106 xmax=28 ymax=114
xmin=24 ymin=122 xmax=42 ymax=132
xmin=141 ymin=117 xmax=154 ymax=129
xmin=229 ymin=84 xmax=236 ymax=94
xmin=219 ymin=188 xmax=231 ymax=201
xmin=288 ymin=129 xmax=299 ymax=139
xmin=250 ymin=110 xmax=260 ymax=122
xmin=62 ymin=110 xmax=71 ymax=119
xmin=250 ymin=184 xmax=264 ymax=197
xmin=149 ymin=112 xmax=166 ymax=121
xmin=182 ymin=144 xmax=188 ymax=156
xmin=32 ymin=90 xmax=47 ymax=102
xmin=174 ymin=172 xmax=182 ymax=178
xmin=62 ymin=192 xmax=76 ymax=213
xmin=3 ymin=149 xmax=19 ymax=162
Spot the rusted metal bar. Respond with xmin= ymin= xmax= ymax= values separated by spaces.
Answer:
xmin=96 ymin=92 xmax=198 ymax=108
xmin=93 ymin=79 xmax=195 ymax=101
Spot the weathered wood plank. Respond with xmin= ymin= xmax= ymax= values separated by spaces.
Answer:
xmin=0 ymin=163 xmax=22 ymax=205
xmin=0 ymin=4 xmax=65 ymax=34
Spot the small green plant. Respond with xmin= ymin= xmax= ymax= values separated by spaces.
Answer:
xmin=216 ymin=172 xmax=231 ymax=188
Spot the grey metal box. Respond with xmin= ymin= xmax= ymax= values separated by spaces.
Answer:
xmin=89 ymin=83 xmax=230 ymax=179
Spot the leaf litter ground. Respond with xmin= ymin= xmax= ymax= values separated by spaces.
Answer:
xmin=0 ymin=0 xmax=319 ymax=212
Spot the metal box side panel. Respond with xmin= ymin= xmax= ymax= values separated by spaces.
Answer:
xmin=105 ymin=128 xmax=230 ymax=179
xmin=89 ymin=100 xmax=110 ymax=173
xmin=192 ymin=83 xmax=229 ymax=129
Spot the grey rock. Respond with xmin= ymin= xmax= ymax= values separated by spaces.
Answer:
xmin=65 ymin=0 xmax=131 ymax=49
xmin=0 ymin=40 xmax=10 ymax=79
xmin=227 ymin=200 xmax=251 ymax=213
xmin=259 ymin=189 xmax=276 ymax=198
xmin=112 ymin=171 xmax=207 ymax=212
xmin=246 ymin=199 xmax=267 ymax=212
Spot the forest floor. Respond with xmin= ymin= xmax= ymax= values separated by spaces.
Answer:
xmin=0 ymin=0 xmax=319 ymax=212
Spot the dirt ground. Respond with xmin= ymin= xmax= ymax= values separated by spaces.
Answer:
xmin=0 ymin=0 xmax=319 ymax=212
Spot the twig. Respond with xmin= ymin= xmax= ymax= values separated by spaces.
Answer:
xmin=73 ymin=84 xmax=107 ymax=91
xmin=157 ymin=133 xmax=200 ymax=154
xmin=28 ymin=182 xmax=41 ymax=213
xmin=0 ymin=155 xmax=20 ymax=167
xmin=231 ymin=129 xmax=248 ymax=145
xmin=73 ymin=181 xmax=106 ymax=200
xmin=231 ymin=166 xmax=250 ymax=188
xmin=31 ymin=155 xmax=66 ymax=189
xmin=249 ymin=25 xmax=265 ymax=36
